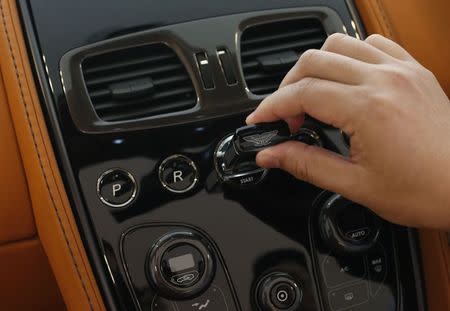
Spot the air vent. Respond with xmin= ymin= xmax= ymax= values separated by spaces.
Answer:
xmin=82 ymin=44 xmax=196 ymax=122
xmin=241 ymin=18 xmax=327 ymax=95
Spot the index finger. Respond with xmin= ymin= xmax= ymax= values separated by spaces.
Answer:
xmin=246 ymin=77 xmax=359 ymax=132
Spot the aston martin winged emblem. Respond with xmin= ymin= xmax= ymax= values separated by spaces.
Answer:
xmin=243 ymin=130 xmax=278 ymax=146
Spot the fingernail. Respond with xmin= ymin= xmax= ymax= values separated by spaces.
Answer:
xmin=257 ymin=151 xmax=280 ymax=169
xmin=246 ymin=112 xmax=255 ymax=124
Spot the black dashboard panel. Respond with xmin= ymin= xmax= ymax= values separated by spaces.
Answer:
xmin=19 ymin=1 xmax=425 ymax=310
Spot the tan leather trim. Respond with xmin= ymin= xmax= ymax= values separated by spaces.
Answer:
xmin=355 ymin=1 xmax=450 ymax=310
xmin=355 ymin=0 xmax=450 ymax=95
xmin=0 ymin=0 xmax=105 ymax=310
xmin=0 ymin=238 xmax=65 ymax=310
xmin=419 ymin=230 xmax=450 ymax=310
xmin=0 ymin=66 xmax=35 ymax=245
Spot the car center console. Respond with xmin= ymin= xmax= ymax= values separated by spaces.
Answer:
xmin=19 ymin=0 xmax=425 ymax=310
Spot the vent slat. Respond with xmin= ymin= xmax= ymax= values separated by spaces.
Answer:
xmin=82 ymin=43 xmax=196 ymax=121
xmin=153 ymin=74 xmax=191 ymax=87
xmin=245 ymin=71 xmax=286 ymax=82
xmin=241 ymin=18 xmax=327 ymax=95
xmin=100 ymin=98 xmax=196 ymax=122
xmin=249 ymin=84 xmax=279 ymax=94
xmin=89 ymin=88 xmax=110 ymax=100
xmin=83 ymin=53 xmax=177 ymax=76
xmin=89 ymin=73 xmax=191 ymax=101
xmin=241 ymin=27 xmax=322 ymax=47
xmin=241 ymin=37 xmax=325 ymax=58
xmin=94 ymin=86 xmax=195 ymax=111
xmin=85 ymin=63 xmax=184 ymax=87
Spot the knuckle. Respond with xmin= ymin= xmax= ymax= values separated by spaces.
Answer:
xmin=289 ymin=49 xmax=321 ymax=77
xmin=298 ymin=48 xmax=321 ymax=65
xmin=415 ymin=64 xmax=436 ymax=80
xmin=358 ymin=86 xmax=391 ymax=119
xmin=365 ymin=33 xmax=384 ymax=43
xmin=323 ymin=32 xmax=346 ymax=50
xmin=289 ymin=144 xmax=314 ymax=183
xmin=291 ymin=77 xmax=316 ymax=99
xmin=379 ymin=65 xmax=413 ymax=88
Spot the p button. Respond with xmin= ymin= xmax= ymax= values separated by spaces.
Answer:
xmin=159 ymin=155 xmax=199 ymax=194
xmin=97 ymin=169 xmax=137 ymax=208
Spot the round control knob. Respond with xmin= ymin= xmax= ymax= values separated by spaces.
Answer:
xmin=295 ymin=128 xmax=322 ymax=147
xmin=319 ymin=194 xmax=381 ymax=254
xmin=146 ymin=231 xmax=215 ymax=299
xmin=255 ymin=272 xmax=302 ymax=311
xmin=159 ymin=155 xmax=199 ymax=194
xmin=97 ymin=169 xmax=137 ymax=208
xmin=214 ymin=133 xmax=268 ymax=186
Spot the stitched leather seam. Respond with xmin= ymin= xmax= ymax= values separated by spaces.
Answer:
xmin=0 ymin=2 xmax=94 ymax=310
xmin=373 ymin=0 xmax=395 ymax=39
xmin=363 ymin=0 xmax=386 ymax=36
xmin=0 ymin=234 xmax=37 ymax=248
xmin=438 ymin=233 xmax=450 ymax=283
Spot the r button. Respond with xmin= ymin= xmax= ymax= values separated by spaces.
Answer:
xmin=159 ymin=155 xmax=199 ymax=194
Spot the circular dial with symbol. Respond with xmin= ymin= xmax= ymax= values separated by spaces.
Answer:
xmin=96 ymin=169 xmax=137 ymax=208
xmin=159 ymin=155 xmax=199 ymax=193
xmin=147 ymin=231 xmax=216 ymax=299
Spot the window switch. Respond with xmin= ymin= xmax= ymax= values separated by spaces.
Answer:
xmin=217 ymin=49 xmax=237 ymax=85
xmin=195 ymin=53 xmax=215 ymax=89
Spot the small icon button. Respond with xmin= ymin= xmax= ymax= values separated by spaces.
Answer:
xmin=171 ymin=271 xmax=200 ymax=287
xmin=368 ymin=247 xmax=388 ymax=297
xmin=322 ymin=254 xmax=365 ymax=288
xmin=328 ymin=282 xmax=369 ymax=311
xmin=255 ymin=272 xmax=302 ymax=311
xmin=159 ymin=155 xmax=199 ymax=193
xmin=270 ymin=282 xmax=297 ymax=309
xmin=151 ymin=295 xmax=177 ymax=311
xmin=97 ymin=169 xmax=137 ymax=208
xmin=176 ymin=286 xmax=228 ymax=311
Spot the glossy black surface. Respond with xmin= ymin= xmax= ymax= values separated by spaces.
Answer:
xmin=311 ymin=192 xmax=399 ymax=311
xmin=19 ymin=0 xmax=425 ymax=310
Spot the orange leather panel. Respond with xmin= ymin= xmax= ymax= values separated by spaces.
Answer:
xmin=355 ymin=1 xmax=450 ymax=310
xmin=355 ymin=0 xmax=450 ymax=95
xmin=0 ymin=0 xmax=106 ymax=310
xmin=0 ymin=238 xmax=65 ymax=310
xmin=419 ymin=230 xmax=450 ymax=311
xmin=0 ymin=68 xmax=35 ymax=245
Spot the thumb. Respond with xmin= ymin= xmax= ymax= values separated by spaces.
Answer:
xmin=256 ymin=141 xmax=360 ymax=195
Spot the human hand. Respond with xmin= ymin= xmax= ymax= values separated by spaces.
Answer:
xmin=246 ymin=33 xmax=450 ymax=229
